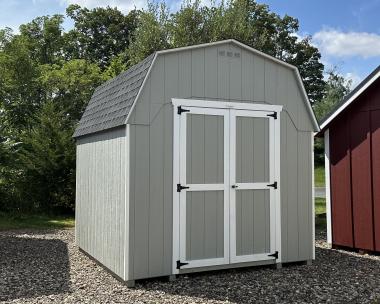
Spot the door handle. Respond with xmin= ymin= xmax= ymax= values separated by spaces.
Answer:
xmin=232 ymin=185 xmax=238 ymax=189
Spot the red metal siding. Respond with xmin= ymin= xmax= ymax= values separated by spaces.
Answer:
xmin=329 ymin=78 xmax=380 ymax=252
xmin=349 ymin=111 xmax=373 ymax=250
xmin=330 ymin=114 xmax=353 ymax=247
xmin=371 ymin=110 xmax=380 ymax=251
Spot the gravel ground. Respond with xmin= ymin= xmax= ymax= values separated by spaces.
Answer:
xmin=1 ymin=229 xmax=380 ymax=304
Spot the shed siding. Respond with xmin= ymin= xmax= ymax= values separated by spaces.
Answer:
xmin=76 ymin=127 xmax=126 ymax=279
xmin=128 ymin=42 xmax=313 ymax=279
xmin=329 ymin=77 xmax=380 ymax=252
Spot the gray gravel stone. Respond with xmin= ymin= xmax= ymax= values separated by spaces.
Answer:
xmin=0 ymin=229 xmax=380 ymax=303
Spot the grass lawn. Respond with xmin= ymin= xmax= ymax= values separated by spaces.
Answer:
xmin=0 ymin=213 xmax=75 ymax=230
xmin=315 ymin=197 xmax=326 ymax=230
xmin=315 ymin=166 xmax=325 ymax=187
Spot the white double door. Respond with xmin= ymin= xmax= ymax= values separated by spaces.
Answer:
xmin=173 ymin=100 xmax=281 ymax=271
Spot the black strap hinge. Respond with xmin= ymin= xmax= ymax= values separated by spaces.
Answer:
xmin=267 ymin=181 xmax=277 ymax=189
xmin=268 ymin=251 xmax=278 ymax=259
xmin=267 ymin=112 xmax=277 ymax=119
xmin=176 ymin=260 xmax=189 ymax=269
xmin=177 ymin=106 xmax=190 ymax=115
xmin=177 ymin=183 xmax=190 ymax=192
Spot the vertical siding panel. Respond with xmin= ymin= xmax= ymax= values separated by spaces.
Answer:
xmin=128 ymin=125 xmax=136 ymax=279
xmin=163 ymin=104 xmax=173 ymax=273
xmin=133 ymin=126 xmax=150 ymax=279
xmin=149 ymin=113 xmax=165 ymax=276
xmin=150 ymin=56 xmax=165 ymax=120
xmin=280 ymin=114 xmax=288 ymax=262
xmin=229 ymin=44 xmax=242 ymax=101
xmin=163 ymin=54 xmax=178 ymax=273
xmin=191 ymin=48 xmax=205 ymax=98
xmin=371 ymin=110 xmax=380 ymax=251
xmin=241 ymin=50 xmax=254 ymax=101
xmin=297 ymin=132 xmax=311 ymax=260
xmin=287 ymin=73 xmax=299 ymax=127
xmin=330 ymin=116 xmax=354 ymax=247
xmin=350 ymin=111 xmax=374 ymax=250
xmin=286 ymin=118 xmax=299 ymax=261
xmin=276 ymin=66 xmax=287 ymax=108
xmin=265 ymin=60 xmax=277 ymax=104
xmin=178 ymin=51 xmax=191 ymax=98
xmin=217 ymin=46 xmax=229 ymax=100
xmin=205 ymin=46 xmax=218 ymax=99
xmin=253 ymin=56 xmax=265 ymax=101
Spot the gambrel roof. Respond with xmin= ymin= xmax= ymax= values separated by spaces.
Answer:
xmin=74 ymin=40 xmax=319 ymax=138
xmin=73 ymin=53 xmax=155 ymax=138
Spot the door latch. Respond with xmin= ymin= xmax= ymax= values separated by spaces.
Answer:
xmin=232 ymin=185 xmax=238 ymax=189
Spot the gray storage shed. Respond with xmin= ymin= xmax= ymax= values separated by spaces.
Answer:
xmin=74 ymin=39 xmax=319 ymax=286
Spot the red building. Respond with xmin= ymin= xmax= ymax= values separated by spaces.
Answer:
xmin=319 ymin=66 xmax=380 ymax=252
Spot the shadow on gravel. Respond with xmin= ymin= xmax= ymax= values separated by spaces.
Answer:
xmin=138 ymin=246 xmax=380 ymax=303
xmin=0 ymin=234 xmax=71 ymax=301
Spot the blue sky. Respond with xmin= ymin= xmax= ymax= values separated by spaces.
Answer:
xmin=1 ymin=0 xmax=380 ymax=87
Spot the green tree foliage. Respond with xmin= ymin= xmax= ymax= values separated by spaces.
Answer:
xmin=313 ymin=68 xmax=352 ymax=122
xmin=0 ymin=0 xmax=328 ymax=214
xmin=65 ymin=4 xmax=139 ymax=68
xmin=313 ymin=68 xmax=352 ymax=166
xmin=16 ymin=102 xmax=76 ymax=213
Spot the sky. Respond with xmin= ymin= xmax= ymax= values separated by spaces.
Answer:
xmin=1 ymin=0 xmax=380 ymax=88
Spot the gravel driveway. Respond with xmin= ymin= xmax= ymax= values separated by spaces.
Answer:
xmin=1 ymin=229 xmax=380 ymax=304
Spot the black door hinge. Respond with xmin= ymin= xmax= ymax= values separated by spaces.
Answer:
xmin=176 ymin=260 xmax=189 ymax=269
xmin=267 ymin=181 xmax=277 ymax=189
xmin=268 ymin=251 xmax=278 ymax=259
xmin=177 ymin=106 xmax=190 ymax=115
xmin=267 ymin=112 xmax=277 ymax=119
xmin=177 ymin=183 xmax=190 ymax=192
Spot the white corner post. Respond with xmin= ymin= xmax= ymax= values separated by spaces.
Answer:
xmin=311 ymin=133 xmax=315 ymax=260
xmin=324 ymin=129 xmax=332 ymax=245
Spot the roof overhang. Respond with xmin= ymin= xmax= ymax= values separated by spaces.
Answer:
xmin=318 ymin=66 xmax=380 ymax=135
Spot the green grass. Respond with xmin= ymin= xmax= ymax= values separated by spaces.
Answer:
xmin=315 ymin=166 xmax=325 ymax=187
xmin=0 ymin=213 xmax=75 ymax=230
xmin=315 ymin=197 xmax=326 ymax=230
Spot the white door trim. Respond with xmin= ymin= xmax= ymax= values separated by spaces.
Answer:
xmin=172 ymin=99 xmax=282 ymax=274
xmin=177 ymin=106 xmax=230 ymax=270
xmin=172 ymin=98 xmax=283 ymax=113
xmin=229 ymin=109 xmax=281 ymax=264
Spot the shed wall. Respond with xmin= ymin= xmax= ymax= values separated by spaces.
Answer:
xmin=76 ymin=127 xmax=127 ymax=279
xmin=329 ymin=78 xmax=380 ymax=251
xmin=128 ymin=42 xmax=314 ymax=280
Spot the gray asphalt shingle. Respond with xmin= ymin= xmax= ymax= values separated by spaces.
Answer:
xmin=73 ymin=53 xmax=155 ymax=138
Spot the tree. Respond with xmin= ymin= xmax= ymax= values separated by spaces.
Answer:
xmin=313 ymin=68 xmax=352 ymax=122
xmin=65 ymin=4 xmax=139 ymax=68
xmin=39 ymin=59 xmax=105 ymax=122
xmin=127 ymin=2 xmax=170 ymax=66
xmin=0 ymin=33 xmax=44 ymax=133
xmin=16 ymin=102 xmax=76 ymax=213
xmin=19 ymin=15 xmax=65 ymax=65
xmin=313 ymin=68 xmax=352 ymax=165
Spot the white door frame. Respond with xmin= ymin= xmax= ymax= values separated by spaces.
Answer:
xmin=229 ymin=109 xmax=280 ymax=263
xmin=178 ymin=106 xmax=230 ymax=270
xmin=172 ymin=99 xmax=282 ymax=274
